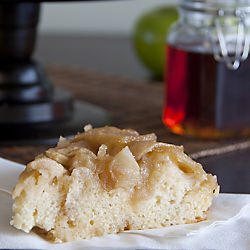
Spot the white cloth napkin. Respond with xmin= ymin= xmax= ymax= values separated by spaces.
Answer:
xmin=0 ymin=157 xmax=250 ymax=250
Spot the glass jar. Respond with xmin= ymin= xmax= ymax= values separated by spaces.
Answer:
xmin=163 ymin=0 xmax=250 ymax=139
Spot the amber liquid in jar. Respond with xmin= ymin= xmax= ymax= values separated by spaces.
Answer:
xmin=163 ymin=44 xmax=250 ymax=139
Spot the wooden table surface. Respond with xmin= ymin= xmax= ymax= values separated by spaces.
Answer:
xmin=1 ymin=34 xmax=249 ymax=194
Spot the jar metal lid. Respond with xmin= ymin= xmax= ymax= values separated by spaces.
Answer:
xmin=180 ymin=0 xmax=250 ymax=69
xmin=181 ymin=0 xmax=250 ymax=16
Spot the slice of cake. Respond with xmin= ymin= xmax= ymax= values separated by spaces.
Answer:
xmin=11 ymin=126 xmax=219 ymax=242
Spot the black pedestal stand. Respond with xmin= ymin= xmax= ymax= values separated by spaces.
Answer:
xmin=0 ymin=3 xmax=110 ymax=144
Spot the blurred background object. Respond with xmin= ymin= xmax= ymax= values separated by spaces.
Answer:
xmin=0 ymin=0 xmax=179 ymax=145
xmin=0 ymin=1 xmax=112 ymax=144
xmin=133 ymin=6 xmax=178 ymax=80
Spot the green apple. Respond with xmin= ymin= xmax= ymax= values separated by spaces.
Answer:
xmin=133 ymin=6 xmax=178 ymax=80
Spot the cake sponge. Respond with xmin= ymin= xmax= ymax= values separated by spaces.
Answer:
xmin=11 ymin=126 xmax=219 ymax=242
